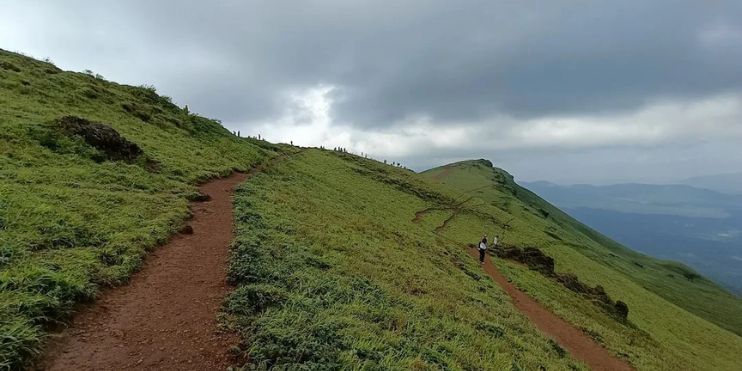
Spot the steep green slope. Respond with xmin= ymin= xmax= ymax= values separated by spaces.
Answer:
xmin=421 ymin=160 xmax=742 ymax=370
xmin=0 ymin=49 xmax=271 ymax=368
xmin=227 ymin=149 xmax=588 ymax=370
xmin=228 ymin=151 xmax=742 ymax=370
xmin=423 ymin=160 xmax=742 ymax=335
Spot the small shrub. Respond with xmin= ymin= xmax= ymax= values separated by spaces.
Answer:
xmin=615 ymin=301 xmax=629 ymax=319
xmin=121 ymin=102 xmax=152 ymax=122
xmin=81 ymin=87 xmax=98 ymax=99
xmin=549 ymin=338 xmax=567 ymax=358
xmin=99 ymin=248 xmax=125 ymax=267
xmin=0 ymin=243 xmax=19 ymax=267
xmin=225 ymin=284 xmax=288 ymax=317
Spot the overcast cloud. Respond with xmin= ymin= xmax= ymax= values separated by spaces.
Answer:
xmin=2 ymin=0 xmax=741 ymax=183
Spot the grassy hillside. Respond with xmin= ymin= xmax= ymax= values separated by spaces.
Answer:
xmin=226 ymin=149 xmax=588 ymax=370
xmin=421 ymin=160 xmax=742 ymax=370
xmin=3 ymin=48 xmax=741 ymax=370
xmin=227 ymin=151 xmax=742 ymax=370
xmin=0 ymin=49 xmax=271 ymax=368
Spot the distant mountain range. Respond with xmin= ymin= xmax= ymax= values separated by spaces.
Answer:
xmin=522 ymin=181 xmax=742 ymax=294
xmin=679 ymin=172 xmax=742 ymax=195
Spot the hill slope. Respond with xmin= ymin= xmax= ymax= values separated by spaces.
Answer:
xmin=226 ymin=150 xmax=590 ymax=369
xmin=0 ymin=49 xmax=271 ymax=368
xmin=421 ymin=160 xmax=742 ymax=369
xmin=522 ymin=181 xmax=742 ymax=293
xmin=225 ymin=153 xmax=742 ymax=370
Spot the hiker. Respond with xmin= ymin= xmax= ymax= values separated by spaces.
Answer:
xmin=478 ymin=235 xmax=488 ymax=264
xmin=492 ymin=235 xmax=499 ymax=250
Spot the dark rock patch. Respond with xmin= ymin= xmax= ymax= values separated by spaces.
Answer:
xmin=55 ymin=116 xmax=142 ymax=162
xmin=555 ymin=273 xmax=628 ymax=321
xmin=492 ymin=244 xmax=629 ymax=321
xmin=522 ymin=247 xmax=555 ymax=275
xmin=556 ymin=273 xmax=586 ymax=292
xmin=495 ymin=245 xmax=554 ymax=276
xmin=614 ymin=301 xmax=629 ymax=319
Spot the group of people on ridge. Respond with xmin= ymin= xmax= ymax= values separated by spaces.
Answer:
xmin=477 ymin=234 xmax=499 ymax=264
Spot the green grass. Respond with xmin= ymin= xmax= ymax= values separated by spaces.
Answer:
xmin=227 ymin=149 xmax=587 ymax=369
xmin=0 ymin=49 xmax=271 ymax=369
xmin=227 ymin=152 xmax=742 ymax=370
xmin=421 ymin=160 xmax=742 ymax=370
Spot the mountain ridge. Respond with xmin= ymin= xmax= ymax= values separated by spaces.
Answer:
xmin=680 ymin=172 xmax=742 ymax=195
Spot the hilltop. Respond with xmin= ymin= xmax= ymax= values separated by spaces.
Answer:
xmin=2 ymin=50 xmax=742 ymax=370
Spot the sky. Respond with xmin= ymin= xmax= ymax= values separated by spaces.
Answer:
xmin=2 ymin=0 xmax=741 ymax=184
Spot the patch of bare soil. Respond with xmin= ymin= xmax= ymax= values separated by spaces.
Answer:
xmin=38 ymin=173 xmax=247 ymax=370
xmin=465 ymin=246 xmax=633 ymax=371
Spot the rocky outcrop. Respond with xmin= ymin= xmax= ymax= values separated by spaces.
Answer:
xmin=492 ymin=244 xmax=629 ymax=321
xmin=55 ymin=115 xmax=142 ymax=162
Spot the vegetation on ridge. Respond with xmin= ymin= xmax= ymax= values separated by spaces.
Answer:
xmin=0 ymin=49 xmax=270 ymax=369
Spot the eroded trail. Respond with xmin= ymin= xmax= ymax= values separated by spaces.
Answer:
xmin=413 ymin=207 xmax=631 ymax=370
xmin=464 ymin=247 xmax=633 ymax=371
xmin=39 ymin=173 xmax=247 ymax=370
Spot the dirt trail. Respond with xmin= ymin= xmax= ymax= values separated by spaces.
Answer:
xmin=413 ymin=197 xmax=631 ymax=370
xmin=38 ymin=172 xmax=248 ymax=370
xmin=465 ymin=247 xmax=632 ymax=371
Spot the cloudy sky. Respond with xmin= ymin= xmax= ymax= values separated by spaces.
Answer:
xmin=2 ymin=1 xmax=741 ymax=184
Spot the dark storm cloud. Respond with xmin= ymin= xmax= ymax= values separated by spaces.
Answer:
xmin=330 ymin=1 xmax=742 ymax=125
xmin=5 ymin=0 xmax=741 ymax=126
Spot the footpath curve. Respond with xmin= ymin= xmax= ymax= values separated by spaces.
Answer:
xmin=38 ymin=172 xmax=248 ymax=370
xmin=415 ymin=207 xmax=632 ymax=371
xmin=465 ymin=247 xmax=633 ymax=371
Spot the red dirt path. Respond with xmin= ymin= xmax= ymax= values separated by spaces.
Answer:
xmin=465 ymin=246 xmax=633 ymax=371
xmin=38 ymin=172 xmax=247 ymax=370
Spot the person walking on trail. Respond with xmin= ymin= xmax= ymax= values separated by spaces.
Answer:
xmin=478 ymin=235 xmax=488 ymax=264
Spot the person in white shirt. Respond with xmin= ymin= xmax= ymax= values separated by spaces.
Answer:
xmin=478 ymin=235 xmax=488 ymax=264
